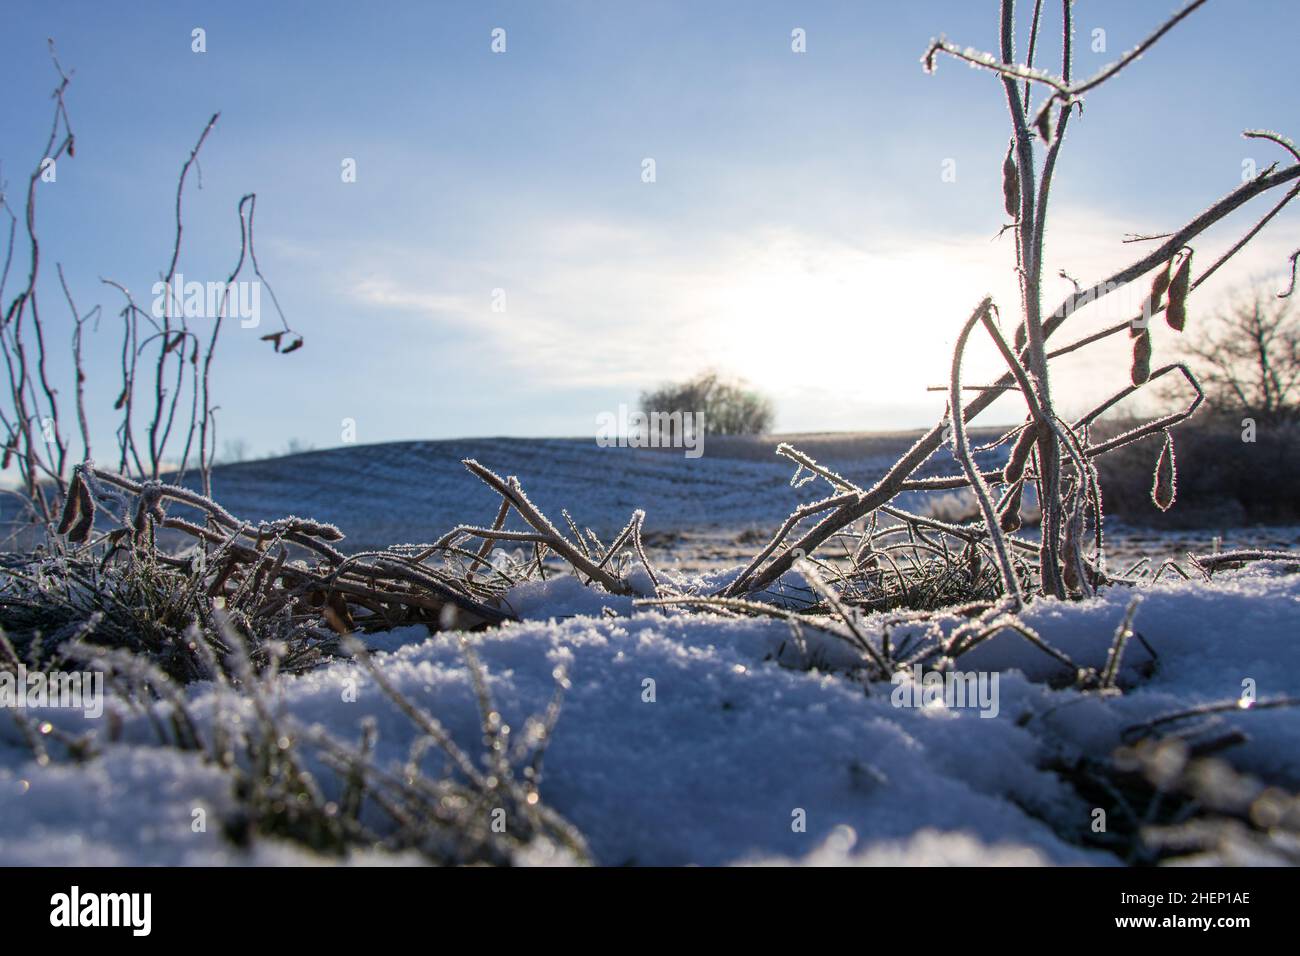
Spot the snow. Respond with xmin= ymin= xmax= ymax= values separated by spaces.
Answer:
xmin=3 ymin=556 xmax=1297 ymax=866
xmin=153 ymin=434 xmax=981 ymax=551
xmin=746 ymin=827 xmax=1055 ymax=866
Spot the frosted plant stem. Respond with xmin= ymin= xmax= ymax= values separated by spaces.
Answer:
xmin=949 ymin=298 xmax=1024 ymax=608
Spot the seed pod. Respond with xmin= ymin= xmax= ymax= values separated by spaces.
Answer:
xmin=1013 ymin=322 xmax=1027 ymax=351
xmin=1165 ymin=251 xmax=1192 ymax=331
xmin=1035 ymin=109 xmax=1053 ymax=144
xmin=1152 ymin=430 xmax=1177 ymax=511
xmin=113 ymin=388 xmax=127 ymax=411
xmin=1004 ymin=423 xmax=1038 ymax=485
xmin=1131 ymin=330 xmax=1152 ymax=386
xmin=1002 ymin=142 xmax=1019 ymax=218
xmin=280 ymin=336 xmax=304 ymax=355
xmin=1062 ymin=523 xmax=1080 ymax=591
xmin=1150 ymin=261 xmax=1172 ymax=305
xmin=1137 ymin=261 xmax=1173 ymax=335
xmin=998 ymin=480 xmax=1024 ymax=533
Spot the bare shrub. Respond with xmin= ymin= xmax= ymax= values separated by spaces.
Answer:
xmin=0 ymin=43 xmax=302 ymax=531
xmin=706 ymin=0 xmax=1300 ymax=613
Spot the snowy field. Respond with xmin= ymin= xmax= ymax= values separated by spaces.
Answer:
xmin=164 ymin=434 xmax=1300 ymax=565
xmin=1 ymin=436 xmax=1298 ymax=866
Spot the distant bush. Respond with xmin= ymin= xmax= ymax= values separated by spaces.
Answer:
xmin=218 ymin=438 xmax=251 ymax=463
xmin=1095 ymin=414 xmax=1300 ymax=526
xmin=639 ymin=371 xmax=774 ymax=436
xmin=1096 ymin=286 xmax=1300 ymax=527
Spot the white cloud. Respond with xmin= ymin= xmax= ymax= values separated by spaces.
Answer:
xmin=335 ymin=200 xmax=1296 ymax=430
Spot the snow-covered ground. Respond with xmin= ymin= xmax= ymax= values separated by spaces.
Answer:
xmin=3 ymin=562 xmax=1298 ymax=866
xmin=1 ymin=437 xmax=1297 ymax=865
xmin=185 ymin=434 xmax=923 ymax=551
xmin=171 ymin=434 xmax=1300 ymax=566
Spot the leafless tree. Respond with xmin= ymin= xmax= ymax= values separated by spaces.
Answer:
xmin=1180 ymin=284 xmax=1300 ymax=423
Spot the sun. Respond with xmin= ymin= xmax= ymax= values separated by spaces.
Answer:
xmin=692 ymin=230 xmax=1019 ymax=409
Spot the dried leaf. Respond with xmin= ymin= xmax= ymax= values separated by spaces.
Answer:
xmin=280 ymin=336 xmax=304 ymax=355
xmin=67 ymin=473 xmax=95 ymax=543
xmin=56 ymin=472 xmax=83 ymax=535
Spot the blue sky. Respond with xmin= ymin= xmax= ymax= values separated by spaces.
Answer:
xmin=1 ymin=0 xmax=1296 ymax=458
